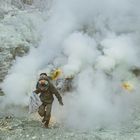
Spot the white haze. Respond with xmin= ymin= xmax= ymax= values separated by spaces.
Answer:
xmin=1 ymin=0 xmax=140 ymax=129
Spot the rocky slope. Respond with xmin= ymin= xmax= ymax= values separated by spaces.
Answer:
xmin=0 ymin=1 xmax=45 ymax=94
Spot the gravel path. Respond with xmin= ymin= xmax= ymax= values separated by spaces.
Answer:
xmin=0 ymin=111 xmax=140 ymax=140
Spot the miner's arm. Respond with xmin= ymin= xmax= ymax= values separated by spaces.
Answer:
xmin=33 ymin=82 xmax=41 ymax=94
xmin=33 ymin=89 xmax=41 ymax=94
xmin=50 ymin=82 xmax=63 ymax=105
xmin=33 ymin=81 xmax=40 ymax=94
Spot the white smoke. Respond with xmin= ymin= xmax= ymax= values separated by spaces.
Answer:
xmin=1 ymin=0 xmax=140 ymax=129
xmin=62 ymin=32 xmax=99 ymax=76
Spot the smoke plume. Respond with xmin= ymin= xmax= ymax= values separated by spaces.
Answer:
xmin=1 ymin=0 xmax=140 ymax=129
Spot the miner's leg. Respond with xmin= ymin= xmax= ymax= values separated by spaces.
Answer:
xmin=44 ymin=104 xmax=52 ymax=128
xmin=38 ymin=104 xmax=46 ymax=117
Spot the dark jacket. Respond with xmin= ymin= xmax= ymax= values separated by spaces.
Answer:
xmin=34 ymin=79 xmax=62 ymax=104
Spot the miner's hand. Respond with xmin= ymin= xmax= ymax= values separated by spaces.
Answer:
xmin=59 ymin=100 xmax=64 ymax=106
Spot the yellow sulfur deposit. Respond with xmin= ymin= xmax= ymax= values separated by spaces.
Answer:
xmin=122 ymin=82 xmax=134 ymax=92
xmin=51 ymin=69 xmax=62 ymax=80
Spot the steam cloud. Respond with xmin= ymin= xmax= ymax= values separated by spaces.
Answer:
xmin=1 ymin=0 xmax=140 ymax=129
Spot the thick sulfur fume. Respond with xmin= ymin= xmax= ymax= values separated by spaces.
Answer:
xmin=1 ymin=0 xmax=140 ymax=129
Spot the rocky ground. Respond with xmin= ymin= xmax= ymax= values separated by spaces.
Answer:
xmin=0 ymin=105 xmax=140 ymax=140
xmin=0 ymin=116 xmax=140 ymax=140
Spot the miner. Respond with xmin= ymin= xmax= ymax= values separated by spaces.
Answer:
xmin=34 ymin=73 xmax=63 ymax=128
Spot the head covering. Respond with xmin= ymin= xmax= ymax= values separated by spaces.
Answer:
xmin=40 ymin=73 xmax=47 ymax=76
xmin=39 ymin=73 xmax=48 ymax=80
